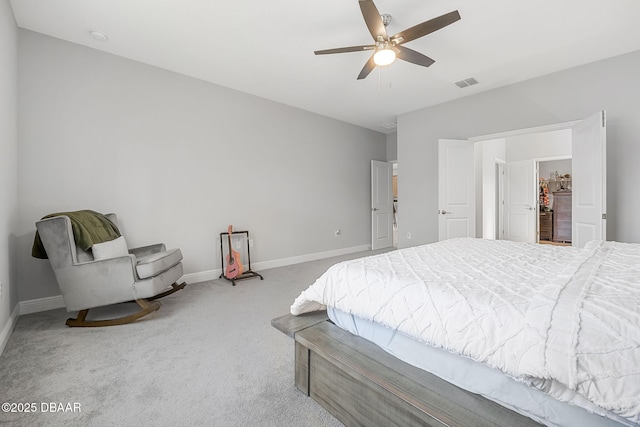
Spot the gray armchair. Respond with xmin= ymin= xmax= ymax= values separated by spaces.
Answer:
xmin=35 ymin=212 xmax=185 ymax=327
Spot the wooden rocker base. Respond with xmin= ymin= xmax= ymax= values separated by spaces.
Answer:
xmin=66 ymin=298 xmax=161 ymax=327
xmin=148 ymin=281 xmax=186 ymax=301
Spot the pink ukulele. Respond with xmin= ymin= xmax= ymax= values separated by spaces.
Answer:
xmin=225 ymin=225 xmax=244 ymax=279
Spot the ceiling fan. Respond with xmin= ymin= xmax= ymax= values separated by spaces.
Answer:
xmin=314 ymin=0 xmax=461 ymax=80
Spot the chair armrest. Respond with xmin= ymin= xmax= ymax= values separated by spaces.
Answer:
xmin=58 ymin=255 xmax=139 ymax=310
xmin=76 ymin=254 xmax=137 ymax=268
xmin=128 ymin=243 xmax=166 ymax=258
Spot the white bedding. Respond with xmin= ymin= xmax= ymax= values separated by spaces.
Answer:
xmin=291 ymin=238 xmax=640 ymax=425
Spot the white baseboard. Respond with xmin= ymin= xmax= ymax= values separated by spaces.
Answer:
xmin=181 ymin=268 xmax=222 ymax=284
xmin=0 ymin=304 xmax=20 ymax=356
xmin=178 ymin=244 xmax=370 ymax=284
xmin=251 ymin=244 xmax=371 ymax=272
xmin=17 ymin=244 xmax=373 ymax=312
xmin=19 ymin=295 xmax=65 ymax=315
xmin=182 ymin=245 xmax=371 ymax=283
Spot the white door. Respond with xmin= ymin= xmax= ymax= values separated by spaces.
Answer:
xmin=438 ymin=139 xmax=475 ymax=240
xmin=504 ymin=160 xmax=537 ymax=243
xmin=572 ymin=111 xmax=606 ymax=247
xmin=371 ymin=160 xmax=393 ymax=250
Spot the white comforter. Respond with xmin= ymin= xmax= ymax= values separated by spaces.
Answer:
xmin=291 ymin=238 xmax=640 ymax=424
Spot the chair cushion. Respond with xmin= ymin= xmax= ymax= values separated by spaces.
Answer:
xmin=135 ymin=248 xmax=183 ymax=279
xmin=92 ymin=236 xmax=129 ymax=260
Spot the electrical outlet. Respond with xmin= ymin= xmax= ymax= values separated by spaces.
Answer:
xmin=249 ymin=239 xmax=254 ymax=248
xmin=406 ymin=232 xmax=412 ymax=239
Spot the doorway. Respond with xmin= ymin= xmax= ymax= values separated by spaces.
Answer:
xmin=538 ymin=158 xmax=572 ymax=245
xmin=461 ymin=111 xmax=606 ymax=248
xmin=479 ymin=129 xmax=572 ymax=244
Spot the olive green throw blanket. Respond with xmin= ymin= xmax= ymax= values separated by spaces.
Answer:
xmin=32 ymin=210 xmax=121 ymax=259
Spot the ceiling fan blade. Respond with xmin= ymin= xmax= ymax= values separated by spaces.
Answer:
xmin=396 ymin=46 xmax=435 ymax=67
xmin=391 ymin=10 xmax=461 ymax=45
xmin=359 ymin=0 xmax=388 ymax=41
xmin=357 ymin=54 xmax=377 ymax=80
xmin=314 ymin=45 xmax=375 ymax=55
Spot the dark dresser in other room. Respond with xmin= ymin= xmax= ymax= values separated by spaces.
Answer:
xmin=552 ymin=191 xmax=572 ymax=243
xmin=539 ymin=211 xmax=553 ymax=241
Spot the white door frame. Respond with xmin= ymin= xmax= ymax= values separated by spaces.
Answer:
xmin=470 ymin=121 xmax=581 ymax=143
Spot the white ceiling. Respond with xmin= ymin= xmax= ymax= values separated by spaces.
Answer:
xmin=10 ymin=0 xmax=640 ymax=134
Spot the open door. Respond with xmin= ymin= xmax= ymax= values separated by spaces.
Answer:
xmin=438 ymin=139 xmax=475 ymax=240
xmin=572 ymin=111 xmax=606 ymax=247
xmin=371 ymin=160 xmax=393 ymax=250
xmin=504 ymin=160 xmax=537 ymax=243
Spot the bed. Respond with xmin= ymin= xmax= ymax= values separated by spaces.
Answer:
xmin=273 ymin=238 xmax=640 ymax=427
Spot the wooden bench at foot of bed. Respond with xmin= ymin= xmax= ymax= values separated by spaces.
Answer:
xmin=272 ymin=312 xmax=541 ymax=427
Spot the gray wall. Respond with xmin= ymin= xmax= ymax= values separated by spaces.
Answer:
xmin=386 ymin=132 xmax=398 ymax=161
xmin=398 ymin=49 xmax=640 ymax=248
xmin=16 ymin=30 xmax=386 ymax=302
xmin=0 ymin=0 xmax=19 ymax=344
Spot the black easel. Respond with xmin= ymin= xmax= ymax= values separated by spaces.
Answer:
xmin=219 ymin=230 xmax=263 ymax=286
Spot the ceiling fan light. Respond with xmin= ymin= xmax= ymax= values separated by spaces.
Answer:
xmin=373 ymin=48 xmax=396 ymax=66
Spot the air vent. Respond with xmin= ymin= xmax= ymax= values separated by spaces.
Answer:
xmin=454 ymin=77 xmax=479 ymax=88
xmin=380 ymin=122 xmax=397 ymax=130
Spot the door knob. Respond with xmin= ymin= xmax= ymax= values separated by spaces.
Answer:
xmin=439 ymin=210 xmax=452 ymax=215
xmin=372 ymin=208 xmax=378 ymax=212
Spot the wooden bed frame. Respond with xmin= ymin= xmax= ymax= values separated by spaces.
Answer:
xmin=272 ymin=311 xmax=541 ymax=427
